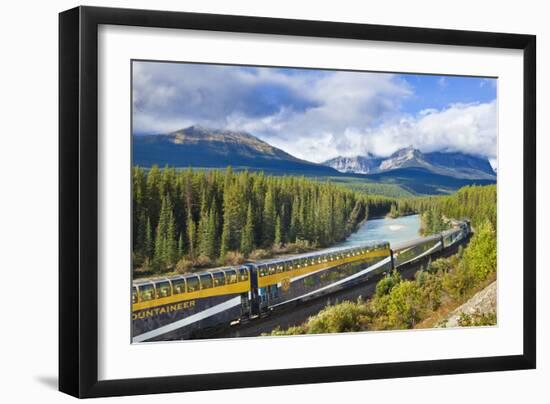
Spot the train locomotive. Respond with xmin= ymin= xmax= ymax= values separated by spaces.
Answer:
xmin=132 ymin=219 xmax=471 ymax=342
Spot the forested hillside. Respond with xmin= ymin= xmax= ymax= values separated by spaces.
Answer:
xmin=132 ymin=166 xmax=395 ymax=274
xmin=386 ymin=184 xmax=496 ymax=234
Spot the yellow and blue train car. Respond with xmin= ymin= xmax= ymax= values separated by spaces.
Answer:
xmin=392 ymin=234 xmax=443 ymax=268
xmin=255 ymin=243 xmax=392 ymax=311
xmin=132 ymin=267 xmax=251 ymax=342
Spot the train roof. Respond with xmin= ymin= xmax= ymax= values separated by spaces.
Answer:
xmin=133 ymin=241 xmax=390 ymax=286
xmin=391 ymin=233 xmax=441 ymax=251
xmin=254 ymin=241 xmax=389 ymax=267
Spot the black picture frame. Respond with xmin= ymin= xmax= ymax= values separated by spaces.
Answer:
xmin=59 ymin=5 xmax=536 ymax=398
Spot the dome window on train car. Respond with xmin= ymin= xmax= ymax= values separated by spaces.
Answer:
xmin=213 ymin=271 xmax=226 ymax=287
xmin=138 ymin=283 xmax=155 ymax=302
xmin=258 ymin=265 xmax=267 ymax=277
xmin=171 ymin=277 xmax=186 ymax=294
xmin=155 ymin=280 xmax=172 ymax=298
xmin=200 ymin=273 xmax=214 ymax=289
xmin=225 ymin=269 xmax=238 ymax=284
xmin=239 ymin=268 xmax=249 ymax=282
xmin=132 ymin=286 xmax=138 ymax=304
xmin=185 ymin=275 xmax=200 ymax=292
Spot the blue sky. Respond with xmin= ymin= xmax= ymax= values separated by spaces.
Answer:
xmin=400 ymin=74 xmax=496 ymax=114
xmin=133 ymin=61 xmax=497 ymax=165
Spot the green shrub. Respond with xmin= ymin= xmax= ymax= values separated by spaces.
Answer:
xmin=375 ymin=270 xmax=401 ymax=298
xmin=463 ymin=219 xmax=496 ymax=281
xmin=305 ymin=301 xmax=370 ymax=334
xmin=386 ymin=281 xmax=423 ymax=328
xmin=457 ymin=310 xmax=497 ymax=327
xmin=175 ymin=258 xmax=193 ymax=274
xmin=418 ymin=272 xmax=443 ymax=311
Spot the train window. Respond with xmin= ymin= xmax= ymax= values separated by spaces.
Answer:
xmin=156 ymin=281 xmax=172 ymax=298
xmin=200 ymin=274 xmax=213 ymax=289
xmin=213 ymin=272 xmax=226 ymax=287
xmin=268 ymin=265 xmax=276 ymax=275
xmin=172 ymin=278 xmax=186 ymax=294
xmin=276 ymin=265 xmax=284 ymax=273
xmin=186 ymin=276 xmax=199 ymax=292
xmin=239 ymin=268 xmax=249 ymax=282
xmin=226 ymin=269 xmax=238 ymax=284
xmin=138 ymin=284 xmax=155 ymax=301
xmin=132 ymin=287 xmax=138 ymax=304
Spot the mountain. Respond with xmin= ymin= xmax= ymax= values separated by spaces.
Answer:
xmin=322 ymin=154 xmax=382 ymax=174
xmin=323 ymin=146 xmax=495 ymax=180
xmin=378 ymin=146 xmax=432 ymax=171
xmin=363 ymin=166 xmax=496 ymax=195
xmin=424 ymin=151 xmax=496 ymax=179
xmin=133 ymin=126 xmax=338 ymax=175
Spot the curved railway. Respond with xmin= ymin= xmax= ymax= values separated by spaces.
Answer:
xmin=132 ymin=219 xmax=471 ymax=343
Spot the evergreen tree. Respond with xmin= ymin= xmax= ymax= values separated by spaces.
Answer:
xmin=389 ymin=203 xmax=398 ymax=218
xmin=274 ymin=214 xmax=282 ymax=246
xmin=220 ymin=221 xmax=229 ymax=260
xmin=423 ymin=209 xmax=433 ymax=235
xmin=165 ymin=208 xmax=177 ymax=265
xmin=207 ymin=205 xmax=219 ymax=258
xmin=240 ymin=203 xmax=255 ymax=256
xmin=187 ymin=214 xmax=196 ymax=261
xmin=221 ymin=170 xmax=244 ymax=252
xmin=152 ymin=194 xmax=177 ymax=270
xmin=197 ymin=208 xmax=208 ymax=257
xmin=262 ymin=186 xmax=275 ymax=246
xmin=144 ymin=216 xmax=153 ymax=259
xmin=177 ymin=232 xmax=184 ymax=259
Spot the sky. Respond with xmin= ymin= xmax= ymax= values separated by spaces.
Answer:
xmin=132 ymin=61 xmax=497 ymax=166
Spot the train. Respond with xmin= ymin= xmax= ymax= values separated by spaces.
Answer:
xmin=132 ymin=219 xmax=471 ymax=342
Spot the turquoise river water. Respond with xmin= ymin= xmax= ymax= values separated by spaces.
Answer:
xmin=338 ymin=214 xmax=422 ymax=248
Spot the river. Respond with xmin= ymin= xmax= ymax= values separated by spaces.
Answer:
xmin=338 ymin=214 xmax=422 ymax=248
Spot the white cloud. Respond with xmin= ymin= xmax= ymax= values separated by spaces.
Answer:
xmin=300 ymin=101 xmax=496 ymax=162
xmin=133 ymin=62 xmax=496 ymax=164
